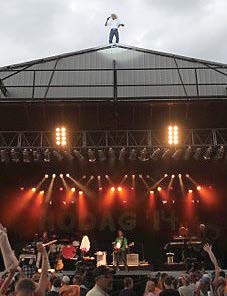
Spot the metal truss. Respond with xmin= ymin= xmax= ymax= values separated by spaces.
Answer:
xmin=0 ymin=128 xmax=227 ymax=149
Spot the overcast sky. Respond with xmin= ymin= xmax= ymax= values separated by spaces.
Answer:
xmin=0 ymin=0 xmax=227 ymax=66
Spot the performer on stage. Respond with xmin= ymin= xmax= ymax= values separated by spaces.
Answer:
xmin=114 ymin=230 xmax=128 ymax=272
xmin=105 ymin=14 xmax=124 ymax=44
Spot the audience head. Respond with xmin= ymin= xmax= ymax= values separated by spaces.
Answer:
xmin=145 ymin=280 xmax=156 ymax=293
xmin=123 ymin=277 xmax=134 ymax=289
xmin=163 ymin=277 xmax=173 ymax=289
xmin=62 ymin=275 xmax=70 ymax=285
xmin=15 ymin=278 xmax=36 ymax=296
xmin=93 ymin=266 xmax=115 ymax=292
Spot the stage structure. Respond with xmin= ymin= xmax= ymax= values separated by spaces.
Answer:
xmin=0 ymin=44 xmax=227 ymax=103
xmin=0 ymin=128 xmax=226 ymax=162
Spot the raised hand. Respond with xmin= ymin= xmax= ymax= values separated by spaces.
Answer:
xmin=37 ymin=243 xmax=46 ymax=254
xmin=203 ymin=243 xmax=212 ymax=253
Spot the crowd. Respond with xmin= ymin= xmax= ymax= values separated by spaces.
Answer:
xmin=1 ymin=223 xmax=227 ymax=296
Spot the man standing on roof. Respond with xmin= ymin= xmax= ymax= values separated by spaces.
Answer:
xmin=105 ymin=14 xmax=124 ymax=44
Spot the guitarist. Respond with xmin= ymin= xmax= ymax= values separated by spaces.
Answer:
xmin=114 ymin=230 xmax=128 ymax=272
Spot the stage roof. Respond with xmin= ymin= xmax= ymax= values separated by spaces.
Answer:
xmin=0 ymin=44 xmax=227 ymax=103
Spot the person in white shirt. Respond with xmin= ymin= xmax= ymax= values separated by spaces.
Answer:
xmin=105 ymin=14 xmax=124 ymax=44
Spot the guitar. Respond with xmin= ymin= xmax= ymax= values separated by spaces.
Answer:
xmin=114 ymin=242 xmax=134 ymax=253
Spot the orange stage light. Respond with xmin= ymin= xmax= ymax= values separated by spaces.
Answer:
xmin=110 ymin=187 xmax=115 ymax=192
xmin=188 ymin=189 xmax=193 ymax=193
xmin=79 ymin=191 xmax=83 ymax=195
xmin=197 ymin=186 xmax=201 ymax=191
xmin=157 ymin=187 xmax=162 ymax=192
xmin=32 ymin=187 xmax=36 ymax=192
xmin=71 ymin=188 xmax=76 ymax=192
xmin=117 ymin=186 xmax=123 ymax=192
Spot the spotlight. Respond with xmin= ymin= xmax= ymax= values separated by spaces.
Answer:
xmin=162 ymin=148 xmax=172 ymax=160
xmin=99 ymin=187 xmax=103 ymax=191
xmin=71 ymin=188 xmax=75 ymax=192
xmin=52 ymin=174 xmax=56 ymax=178
xmin=33 ymin=150 xmax=41 ymax=162
xmin=110 ymin=187 xmax=115 ymax=192
xmin=40 ymin=190 xmax=44 ymax=195
xmin=132 ymin=175 xmax=135 ymax=179
xmin=60 ymin=174 xmax=63 ymax=178
xmin=157 ymin=187 xmax=162 ymax=192
xmin=55 ymin=127 xmax=67 ymax=147
xmin=178 ymin=174 xmax=182 ymax=178
xmin=108 ymin=148 xmax=116 ymax=162
xmin=184 ymin=146 xmax=192 ymax=160
xmin=44 ymin=149 xmax=51 ymax=162
xmin=22 ymin=149 xmax=30 ymax=163
xmin=139 ymin=148 xmax=149 ymax=162
xmin=11 ymin=149 xmax=20 ymax=163
xmin=66 ymin=173 xmax=70 ymax=178
xmin=119 ymin=147 xmax=126 ymax=161
xmin=79 ymin=191 xmax=83 ymax=195
xmin=188 ymin=189 xmax=193 ymax=193
xmin=150 ymin=148 xmax=161 ymax=160
xmin=59 ymin=187 xmax=63 ymax=191
xmin=88 ymin=149 xmax=96 ymax=162
xmin=171 ymin=174 xmax=175 ymax=179
xmin=117 ymin=187 xmax=123 ymax=192
xmin=197 ymin=186 xmax=201 ymax=191
xmin=164 ymin=174 xmax=168 ymax=177
xmin=32 ymin=187 xmax=36 ymax=192
xmin=45 ymin=174 xmax=49 ymax=179
xmin=186 ymin=174 xmax=190 ymax=178
xmin=74 ymin=150 xmax=85 ymax=161
xmin=129 ymin=149 xmax=137 ymax=161
xmin=204 ymin=146 xmax=212 ymax=160
xmin=20 ymin=187 xmax=24 ymax=191
xmin=168 ymin=125 xmax=179 ymax=145
xmin=215 ymin=146 xmax=225 ymax=160
xmin=53 ymin=150 xmax=63 ymax=161
xmin=172 ymin=149 xmax=183 ymax=160
xmin=0 ymin=149 xmax=9 ymax=163
xmin=98 ymin=150 xmax=106 ymax=162
xmin=162 ymin=200 xmax=168 ymax=205
xmin=193 ymin=147 xmax=202 ymax=160
xmin=97 ymin=175 xmax=101 ymax=180
xmin=150 ymin=190 xmax=154 ymax=194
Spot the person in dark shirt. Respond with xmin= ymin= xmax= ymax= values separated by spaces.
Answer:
xmin=49 ymin=277 xmax=62 ymax=296
xmin=119 ymin=277 xmax=136 ymax=296
xmin=159 ymin=277 xmax=180 ymax=296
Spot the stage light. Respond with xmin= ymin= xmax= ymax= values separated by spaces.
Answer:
xmin=20 ymin=187 xmax=24 ymax=191
xmin=117 ymin=187 xmax=123 ymax=192
xmin=45 ymin=174 xmax=49 ymax=179
xmin=164 ymin=174 xmax=168 ymax=177
xmin=129 ymin=149 xmax=137 ymax=161
xmin=49 ymin=201 xmax=52 ymax=205
xmin=32 ymin=187 xmax=36 ymax=192
xmin=119 ymin=147 xmax=126 ymax=161
xmin=150 ymin=148 xmax=161 ymax=160
xmin=55 ymin=127 xmax=67 ymax=147
xmin=184 ymin=146 xmax=192 ymax=160
xmin=132 ymin=175 xmax=135 ymax=179
xmin=139 ymin=148 xmax=149 ymax=161
xmin=131 ymin=187 xmax=134 ymax=190
xmin=59 ymin=187 xmax=63 ymax=191
xmin=150 ymin=190 xmax=154 ymax=194
xmin=71 ymin=188 xmax=75 ymax=192
xmin=74 ymin=150 xmax=85 ymax=161
xmin=197 ymin=186 xmax=201 ymax=191
xmin=168 ymin=125 xmax=178 ymax=145
xmin=88 ymin=149 xmax=96 ymax=162
xmin=60 ymin=174 xmax=63 ymax=178
xmin=157 ymin=187 xmax=162 ymax=192
xmin=66 ymin=173 xmax=70 ymax=178
xmin=188 ymin=189 xmax=193 ymax=193
xmin=215 ymin=145 xmax=225 ymax=160
xmin=97 ymin=175 xmax=101 ymax=180
xmin=99 ymin=187 xmax=103 ymax=191
xmin=44 ymin=149 xmax=51 ymax=162
xmin=11 ymin=149 xmax=20 ymax=163
xmin=193 ymin=147 xmax=202 ymax=160
xmin=52 ymin=174 xmax=56 ymax=178
xmin=40 ymin=190 xmax=44 ymax=195
xmin=108 ymin=147 xmax=116 ymax=162
xmin=110 ymin=187 xmax=115 ymax=192
xmin=204 ymin=146 xmax=212 ymax=160
xmin=186 ymin=174 xmax=190 ymax=178
xmin=178 ymin=174 xmax=182 ymax=178
xmin=79 ymin=191 xmax=83 ymax=195
xmin=171 ymin=174 xmax=175 ymax=179
xmin=98 ymin=150 xmax=106 ymax=161
xmin=162 ymin=148 xmax=172 ymax=159
xmin=22 ymin=149 xmax=30 ymax=163
xmin=162 ymin=200 xmax=168 ymax=204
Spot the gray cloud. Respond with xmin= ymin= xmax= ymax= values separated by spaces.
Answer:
xmin=0 ymin=0 xmax=227 ymax=66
